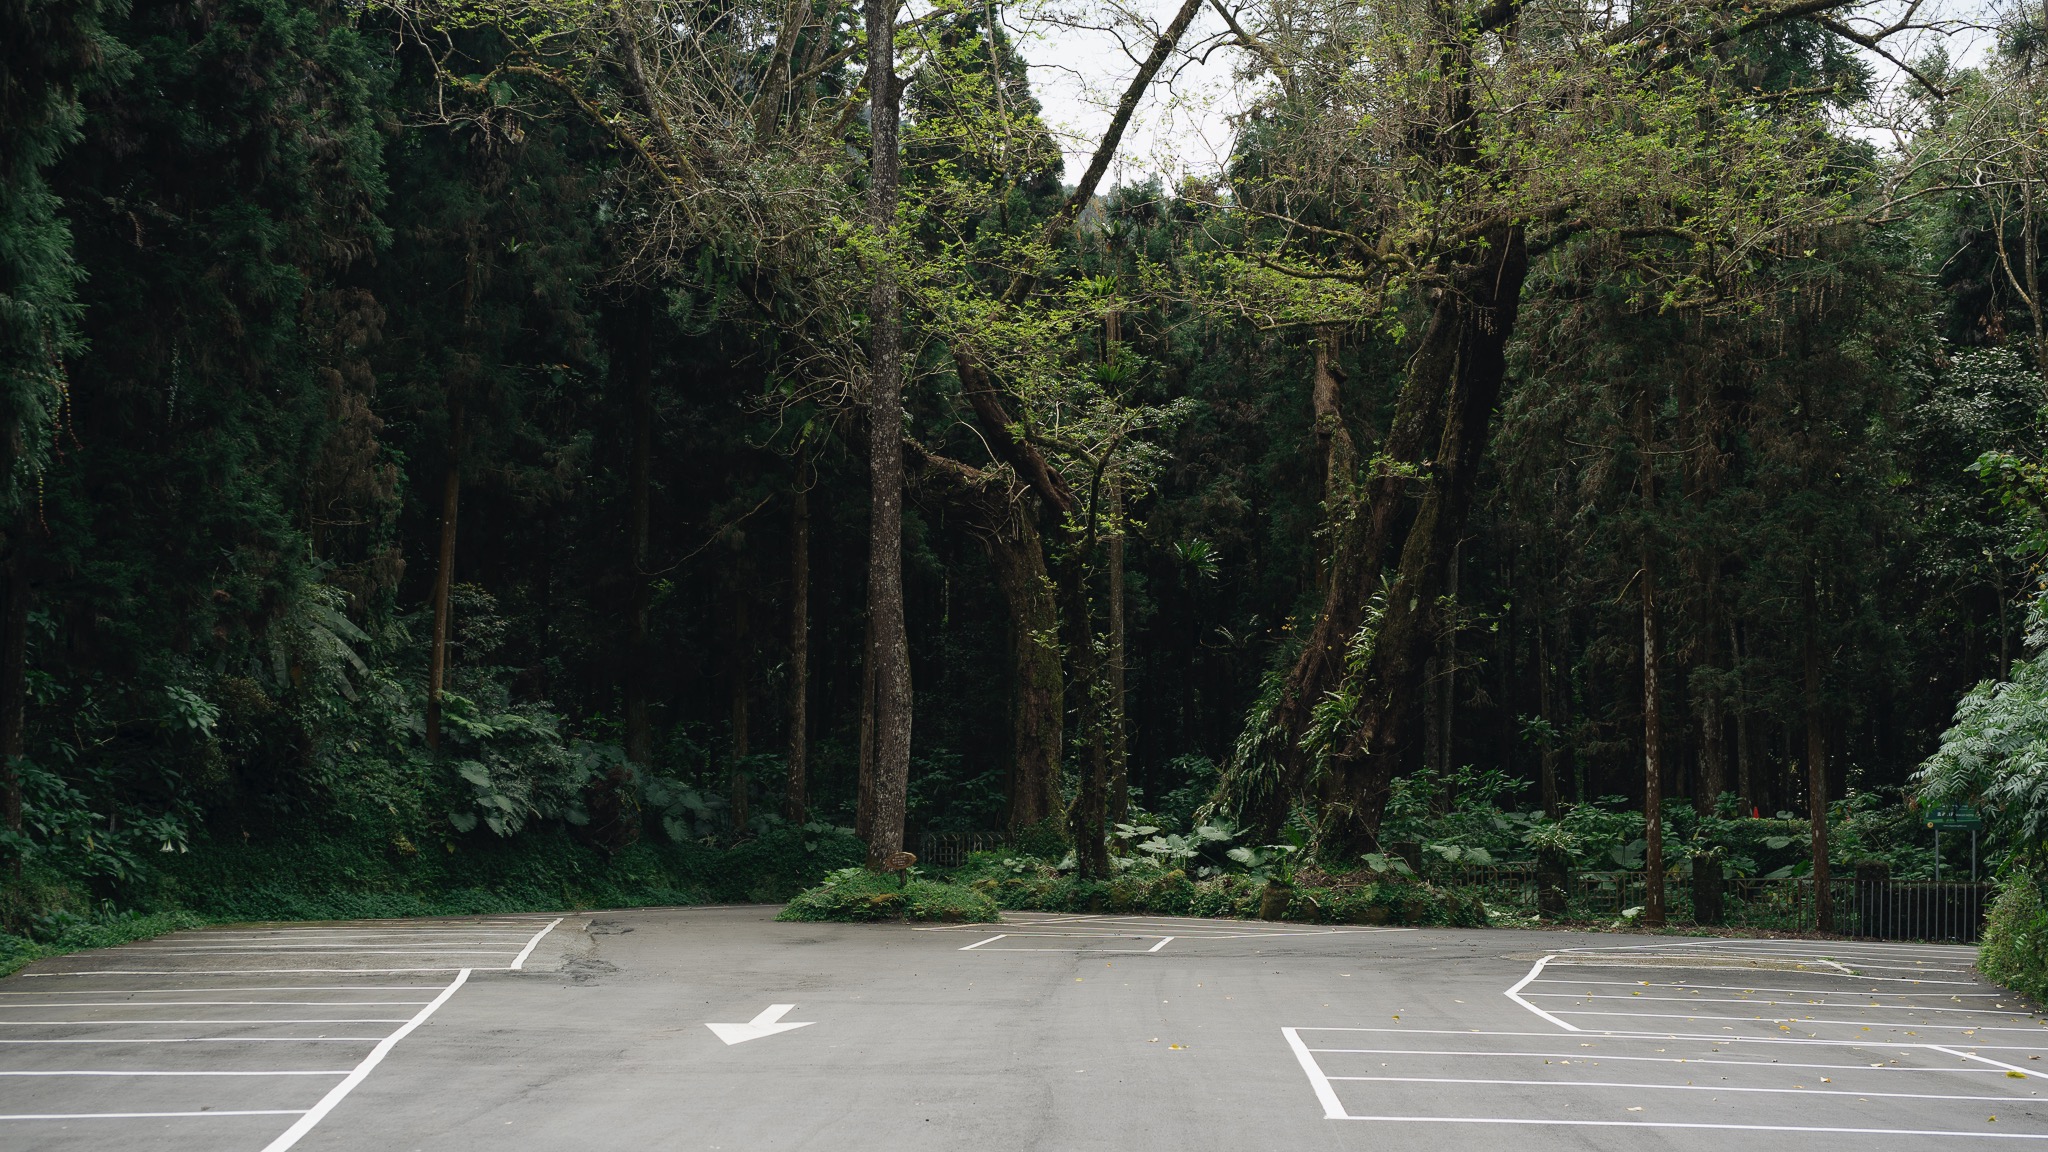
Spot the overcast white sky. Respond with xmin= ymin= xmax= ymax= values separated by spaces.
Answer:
xmin=995 ymin=0 xmax=2009 ymax=190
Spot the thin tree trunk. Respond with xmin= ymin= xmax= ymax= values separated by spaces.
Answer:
xmin=0 ymin=553 xmax=27 ymax=839
xmin=1107 ymin=483 xmax=1128 ymax=826
xmin=1805 ymin=569 xmax=1833 ymax=930
xmin=730 ymin=583 xmax=751 ymax=833
xmin=1699 ymin=623 xmax=1727 ymax=812
xmin=1537 ymin=610 xmax=1560 ymax=818
xmin=785 ymin=458 xmax=810 ymax=824
xmin=1731 ymin=619 xmax=1753 ymax=812
xmin=425 ymin=397 xmax=463 ymax=752
xmin=1102 ymin=306 xmax=1130 ymax=827
xmin=622 ymin=295 xmax=655 ymax=765
xmin=1640 ymin=393 xmax=1667 ymax=929
xmin=863 ymin=0 xmax=912 ymax=867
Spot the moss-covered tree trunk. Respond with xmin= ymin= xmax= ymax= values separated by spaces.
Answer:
xmin=862 ymin=0 xmax=912 ymax=868
xmin=1317 ymin=228 xmax=1530 ymax=855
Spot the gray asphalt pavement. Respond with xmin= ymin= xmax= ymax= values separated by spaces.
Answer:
xmin=3 ymin=906 xmax=2043 ymax=1150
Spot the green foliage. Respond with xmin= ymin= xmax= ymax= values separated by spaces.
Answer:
xmin=1979 ymin=868 xmax=2048 ymax=1002
xmin=777 ymin=869 xmax=999 ymax=924
xmin=1916 ymin=606 xmax=2048 ymax=847
xmin=958 ymin=862 xmax=1484 ymax=927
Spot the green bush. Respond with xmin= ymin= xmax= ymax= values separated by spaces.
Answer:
xmin=958 ymin=862 xmax=1487 ymax=927
xmin=1978 ymin=870 xmax=2048 ymax=1001
xmin=778 ymin=869 xmax=1000 ymax=923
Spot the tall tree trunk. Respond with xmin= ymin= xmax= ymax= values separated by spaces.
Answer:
xmin=0 ymin=552 xmax=27 ymax=841
xmin=863 ymin=0 xmax=912 ymax=867
xmin=730 ymin=583 xmax=751 ymax=833
xmin=1805 ymin=568 xmax=1833 ymax=930
xmin=1698 ymin=619 xmax=1727 ymax=812
xmin=622 ymin=295 xmax=655 ymax=765
xmin=1251 ymin=325 xmax=1440 ymax=832
xmin=1319 ymin=227 xmax=1531 ymax=854
xmin=1107 ymin=477 xmax=1128 ymax=826
xmin=425 ymin=396 xmax=463 ymax=752
xmin=785 ymin=458 xmax=810 ymax=824
xmin=989 ymin=516 xmax=1063 ymax=833
xmin=1731 ymin=618 xmax=1753 ymax=811
xmin=1639 ymin=391 xmax=1667 ymax=928
xmin=856 ymin=610 xmax=877 ymax=844
xmin=1641 ymin=534 xmax=1667 ymax=927
xmin=1537 ymin=611 xmax=1560 ymax=817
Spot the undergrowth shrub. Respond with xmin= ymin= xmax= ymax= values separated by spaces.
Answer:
xmin=777 ymin=869 xmax=999 ymax=923
xmin=1979 ymin=870 xmax=2048 ymax=1001
xmin=949 ymin=858 xmax=1487 ymax=927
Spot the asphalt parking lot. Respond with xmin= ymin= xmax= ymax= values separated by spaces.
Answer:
xmin=3 ymin=907 xmax=2041 ymax=1149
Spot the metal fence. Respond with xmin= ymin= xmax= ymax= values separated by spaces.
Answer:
xmin=916 ymin=832 xmax=1007 ymax=869
xmin=1493 ymin=871 xmax=1992 ymax=942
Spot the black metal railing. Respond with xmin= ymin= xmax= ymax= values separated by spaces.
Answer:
xmin=917 ymin=832 xmax=1007 ymax=869
xmin=1490 ymin=869 xmax=1992 ymax=942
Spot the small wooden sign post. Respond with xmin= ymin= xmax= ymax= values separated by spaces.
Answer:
xmin=880 ymin=850 xmax=917 ymax=888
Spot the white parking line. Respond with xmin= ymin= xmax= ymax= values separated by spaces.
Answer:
xmin=1297 ymin=1024 xmax=2048 ymax=1053
xmin=114 ymin=950 xmax=522 ymax=957
xmin=0 ymin=1070 xmax=351 ymax=1076
xmin=1544 ymin=1008 xmax=2048 ymax=1032
xmin=20 ymin=967 xmax=484 ymax=976
xmin=1319 ymin=1073 xmax=2036 ymax=1102
xmin=509 ymin=918 xmax=564 ymax=970
xmin=258 ymin=968 xmax=471 ymax=1152
xmin=1539 ymin=971 xmax=1984 ymax=987
xmin=0 ymin=1018 xmax=413 ymax=1025
xmin=959 ymin=936 xmax=1007 ymax=950
xmin=0 ymin=1037 xmax=388 ymax=1045
xmin=1327 ymin=1114 xmax=2048 ymax=1138
xmin=0 ymin=1109 xmax=308 ymax=1120
xmin=1299 ymin=1046 xmax=2020 ymax=1073
xmin=1529 ymin=992 xmax=2033 ymax=1014
xmin=0 ymin=986 xmax=448 ymax=996
xmin=1505 ymin=956 xmax=1575 ymax=1031
xmin=0 ymin=1001 xmax=434 ymax=1008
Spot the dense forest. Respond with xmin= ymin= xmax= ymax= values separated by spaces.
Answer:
xmin=5 ymin=0 xmax=2048 ymax=937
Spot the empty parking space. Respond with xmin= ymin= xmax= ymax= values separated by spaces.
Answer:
xmin=0 ymin=916 xmax=561 ymax=1150
xmin=1285 ymin=937 xmax=2048 ymax=1141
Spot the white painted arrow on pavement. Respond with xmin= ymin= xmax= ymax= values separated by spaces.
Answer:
xmin=706 ymin=1003 xmax=814 ymax=1045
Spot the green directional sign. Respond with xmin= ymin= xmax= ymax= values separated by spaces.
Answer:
xmin=1925 ymin=805 xmax=1984 ymax=831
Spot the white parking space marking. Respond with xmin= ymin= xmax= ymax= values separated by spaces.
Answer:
xmin=0 ymin=1108 xmax=307 ymax=1120
xmin=0 ymin=913 xmax=564 ymax=1149
xmin=509 ymin=918 xmax=563 ymax=970
xmin=0 ymin=1070 xmax=353 ymax=1076
xmin=257 ymin=968 xmax=470 ymax=1152
xmin=955 ymin=933 xmax=1179 ymax=953
xmin=1287 ymin=937 xmax=2048 ymax=1140
xmin=921 ymin=911 xmax=1416 ymax=947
